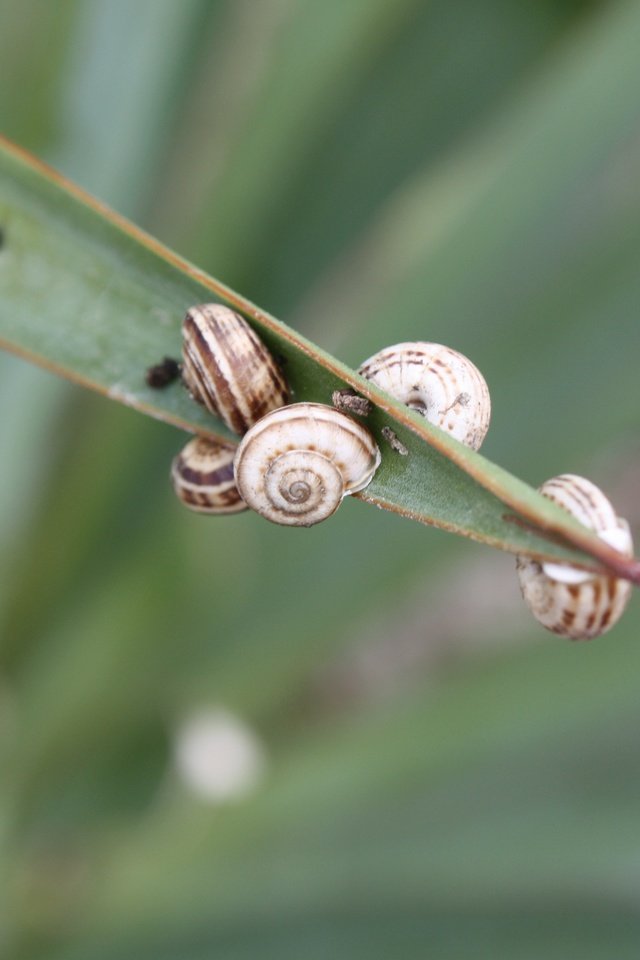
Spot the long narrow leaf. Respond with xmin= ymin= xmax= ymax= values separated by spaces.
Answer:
xmin=0 ymin=135 xmax=637 ymax=582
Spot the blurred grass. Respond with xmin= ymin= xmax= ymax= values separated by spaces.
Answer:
xmin=1 ymin=1 xmax=640 ymax=958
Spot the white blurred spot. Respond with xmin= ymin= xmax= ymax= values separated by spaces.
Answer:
xmin=174 ymin=708 xmax=266 ymax=803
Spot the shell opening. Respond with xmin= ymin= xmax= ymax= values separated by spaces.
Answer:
xmin=406 ymin=395 xmax=428 ymax=416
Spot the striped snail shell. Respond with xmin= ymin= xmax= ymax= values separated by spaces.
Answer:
xmin=358 ymin=342 xmax=491 ymax=450
xmin=234 ymin=402 xmax=381 ymax=527
xmin=171 ymin=437 xmax=247 ymax=515
xmin=516 ymin=474 xmax=633 ymax=640
xmin=181 ymin=304 xmax=289 ymax=434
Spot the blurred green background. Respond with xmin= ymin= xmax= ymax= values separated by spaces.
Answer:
xmin=1 ymin=1 xmax=640 ymax=957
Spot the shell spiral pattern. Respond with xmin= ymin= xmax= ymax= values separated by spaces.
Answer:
xmin=234 ymin=403 xmax=381 ymax=526
xmin=181 ymin=304 xmax=289 ymax=434
xmin=358 ymin=342 xmax=491 ymax=450
xmin=171 ymin=437 xmax=246 ymax=515
xmin=516 ymin=474 xmax=633 ymax=640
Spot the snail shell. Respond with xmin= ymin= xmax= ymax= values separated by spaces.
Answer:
xmin=234 ymin=402 xmax=381 ymax=527
xmin=171 ymin=437 xmax=247 ymax=515
xmin=516 ymin=474 xmax=633 ymax=640
xmin=358 ymin=342 xmax=491 ymax=450
xmin=181 ymin=304 xmax=289 ymax=434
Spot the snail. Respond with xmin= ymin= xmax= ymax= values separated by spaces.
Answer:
xmin=181 ymin=304 xmax=289 ymax=434
xmin=233 ymin=402 xmax=381 ymax=526
xmin=358 ymin=342 xmax=491 ymax=450
xmin=516 ymin=474 xmax=633 ymax=640
xmin=171 ymin=436 xmax=247 ymax=515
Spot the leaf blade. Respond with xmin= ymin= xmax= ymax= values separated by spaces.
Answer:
xmin=0 ymin=134 xmax=637 ymax=581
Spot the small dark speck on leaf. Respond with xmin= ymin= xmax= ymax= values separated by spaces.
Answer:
xmin=145 ymin=356 xmax=181 ymax=388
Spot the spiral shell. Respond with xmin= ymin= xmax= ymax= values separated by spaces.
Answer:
xmin=181 ymin=304 xmax=289 ymax=434
xmin=233 ymin=403 xmax=381 ymax=526
xmin=358 ymin=342 xmax=491 ymax=450
xmin=171 ymin=437 xmax=246 ymax=515
xmin=516 ymin=474 xmax=633 ymax=640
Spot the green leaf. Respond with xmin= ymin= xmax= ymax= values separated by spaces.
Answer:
xmin=0 ymin=134 xmax=637 ymax=583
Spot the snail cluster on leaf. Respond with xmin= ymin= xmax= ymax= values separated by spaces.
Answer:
xmin=170 ymin=304 xmax=382 ymax=527
xmin=152 ymin=302 xmax=634 ymax=639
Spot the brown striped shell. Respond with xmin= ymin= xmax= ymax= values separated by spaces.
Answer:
xmin=234 ymin=403 xmax=381 ymax=527
xmin=358 ymin=342 xmax=491 ymax=450
xmin=181 ymin=304 xmax=289 ymax=434
xmin=171 ymin=437 xmax=247 ymax=515
xmin=516 ymin=474 xmax=633 ymax=640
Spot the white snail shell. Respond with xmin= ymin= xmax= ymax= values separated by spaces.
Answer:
xmin=181 ymin=304 xmax=289 ymax=434
xmin=516 ymin=474 xmax=633 ymax=640
xmin=171 ymin=437 xmax=247 ymax=515
xmin=234 ymin=402 xmax=381 ymax=527
xmin=358 ymin=342 xmax=491 ymax=450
